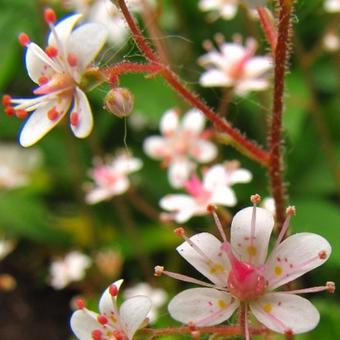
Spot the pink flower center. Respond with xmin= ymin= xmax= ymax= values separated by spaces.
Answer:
xmin=222 ymin=242 xmax=267 ymax=301
xmin=93 ymin=166 xmax=118 ymax=187
xmin=184 ymin=175 xmax=211 ymax=203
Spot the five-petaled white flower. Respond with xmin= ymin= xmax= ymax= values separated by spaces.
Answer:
xmin=198 ymin=36 xmax=272 ymax=96
xmin=85 ymin=153 xmax=142 ymax=204
xmin=50 ymin=251 xmax=92 ymax=289
xmin=6 ymin=9 xmax=107 ymax=147
xmin=160 ymin=162 xmax=252 ymax=223
xmin=143 ymin=109 xmax=217 ymax=188
xmin=157 ymin=202 xmax=334 ymax=336
xmin=70 ymin=279 xmax=152 ymax=340
xmin=324 ymin=0 xmax=340 ymax=12
xmin=124 ymin=282 xmax=167 ymax=323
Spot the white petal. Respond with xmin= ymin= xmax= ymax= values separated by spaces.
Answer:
xmin=25 ymin=43 xmax=58 ymax=84
xmin=221 ymin=4 xmax=237 ymax=19
xmin=160 ymin=194 xmax=196 ymax=223
xmin=199 ymin=69 xmax=232 ymax=87
xmin=191 ymin=140 xmax=217 ymax=163
xmin=265 ymin=233 xmax=331 ymax=290
xmin=113 ymin=155 xmax=142 ymax=175
xmin=67 ymin=22 xmax=108 ymax=73
xmin=48 ymin=14 xmax=82 ymax=47
xmin=244 ymin=56 xmax=272 ymax=78
xmin=250 ymin=293 xmax=320 ymax=334
xmin=85 ymin=187 xmax=114 ymax=204
xmin=19 ymin=97 xmax=71 ymax=147
xmin=99 ymin=279 xmax=124 ymax=317
xmin=168 ymin=158 xmax=195 ymax=188
xmin=235 ymin=79 xmax=269 ymax=96
xmin=228 ymin=169 xmax=252 ymax=185
xmin=70 ymin=88 xmax=93 ymax=138
xmin=177 ymin=232 xmax=230 ymax=286
xmin=168 ymin=288 xmax=239 ymax=326
xmin=231 ymin=207 xmax=274 ymax=266
xmin=119 ymin=296 xmax=152 ymax=339
xmin=182 ymin=109 xmax=205 ymax=135
xmin=203 ymin=165 xmax=228 ymax=190
xmin=210 ymin=186 xmax=236 ymax=207
xmin=143 ymin=136 xmax=169 ymax=159
xmin=70 ymin=309 xmax=100 ymax=340
xmin=160 ymin=109 xmax=179 ymax=135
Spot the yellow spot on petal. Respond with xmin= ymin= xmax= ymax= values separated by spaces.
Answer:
xmin=274 ymin=265 xmax=283 ymax=276
xmin=218 ymin=299 xmax=226 ymax=309
xmin=263 ymin=303 xmax=272 ymax=313
xmin=210 ymin=263 xmax=224 ymax=274
xmin=247 ymin=246 xmax=257 ymax=257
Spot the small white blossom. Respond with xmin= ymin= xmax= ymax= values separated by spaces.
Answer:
xmin=160 ymin=162 xmax=252 ymax=223
xmin=324 ymin=0 xmax=340 ymax=12
xmin=323 ymin=31 xmax=340 ymax=52
xmin=0 ymin=143 xmax=41 ymax=189
xmin=161 ymin=205 xmax=333 ymax=335
xmin=124 ymin=282 xmax=167 ymax=322
xmin=262 ymin=197 xmax=275 ymax=215
xmin=6 ymin=10 xmax=107 ymax=147
xmin=71 ymin=279 xmax=152 ymax=340
xmin=50 ymin=251 xmax=92 ymax=289
xmin=199 ymin=36 xmax=272 ymax=96
xmin=143 ymin=109 xmax=217 ymax=188
xmin=85 ymin=153 xmax=142 ymax=204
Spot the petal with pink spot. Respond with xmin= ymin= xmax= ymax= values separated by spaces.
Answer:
xmin=70 ymin=308 xmax=101 ymax=339
xmin=160 ymin=109 xmax=179 ymax=135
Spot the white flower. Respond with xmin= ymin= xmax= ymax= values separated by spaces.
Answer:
xmin=324 ymin=0 xmax=340 ymax=12
xmin=160 ymin=162 xmax=252 ymax=223
xmin=261 ymin=197 xmax=275 ymax=215
xmin=0 ymin=143 xmax=41 ymax=189
xmin=85 ymin=153 xmax=142 ymax=204
xmin=199 ymin=0 xmax=239 ymax=20
xmin=159 ymin=205 xmax=333 ymax=335
xmin=0 ymin=240 xmax=15 ymax=261
xmin=143 ymin=109 xmax=217 ymax=188
xmin=6 ymin=10 xmax=107 ymax=147
xmin=198 ymin=36 xmax=272 ymax=96
xmin=124 ymin=283 xmax=167 ymax=323
xmin=50 ymin=251 xmax=92 ymax=289
xmin=323 ymin=31 xmax=340 ymax=52
xmin=70 ymin=279 xmax=152 ymax=340
xmin=62 ymin=0 xmax=154 ymax=45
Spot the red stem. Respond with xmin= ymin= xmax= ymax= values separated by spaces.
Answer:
xmin=115 ymin=0 xmax=269 ymax=166
xmin=269 ymin=0 xmax=294 ymax=228
xmin=257 ymin=7 xmax=277 ymax=52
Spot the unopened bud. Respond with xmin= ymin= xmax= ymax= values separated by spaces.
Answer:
xmin=104 ymin=87 xmax=134 ymax=118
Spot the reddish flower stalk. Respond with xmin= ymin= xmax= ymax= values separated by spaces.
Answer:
xmin=269 ymin=0 xmax=294 ymax=229
xmin=257 ymin=7 xmax=277 ymax=52
xmin=115 ymin=0 xmax=270 ymax=166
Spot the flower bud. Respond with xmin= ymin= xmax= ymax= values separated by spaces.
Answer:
xmin=104 ymin=88 xmax=134 ymax=118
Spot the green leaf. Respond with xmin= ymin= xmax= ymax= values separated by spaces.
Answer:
xmin=290 ymin=199 xmax=340 ymax=266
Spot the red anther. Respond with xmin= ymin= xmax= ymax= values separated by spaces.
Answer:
xmin=112 ymin=330 xmax=124 ymax=340
xmin=154 ymin=265 xmax=164 ymax=277
xmin=67 ymin=53 xmax=78 ymax=67
xmin=250 ymin=194 xmax=261 ymax=205
xmin=207 ymin=204 xmax=217 ymax=213
xmin=45 ymin=46 xmax=58 ymax=58
xmin=97 ymin=314 xmax=108 ymax=325
xmin=5 ymin=106 xmax=15 ymax=116
xmin=326 ymin=281 xmax=336 ymax=293
xmin=18 ymin=33 xmax=30 ymax=47
xmin=284 ymin=329 xmax=293 ymax=336
xmin=2 ymin=95 xmax=12 ymax=106
xmin=188 ymin=321 xmax=197 ymax=332
xmin=47 ymin=107 xmax=59 ymax=121
xmin=38 ymin=76 xmax=49 ymax=85
xmin=286 ymin=206 xmax=296 ymax=216
xmin=109 ymin=283 xmax=118 ymax=297
xmin=75 ymin=298 xmax=86 ymax=309
xmin=16 ymin=109 xmax=28 ymax=119
xmin=91 ymin=329 xmax=103 ymax=340
xmin=174 ymin=227 xmax=185 ymax=237
xmin=319 ymin=250 xmax=327 ymax=260
xmin=44 ymin=8 xmax=57 ymax=24
xmin=70 ymin=112 xmax=79 ymax=127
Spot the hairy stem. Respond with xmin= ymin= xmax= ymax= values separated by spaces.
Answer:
xmin=269 ymin=0 xmax=294 ymax=229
